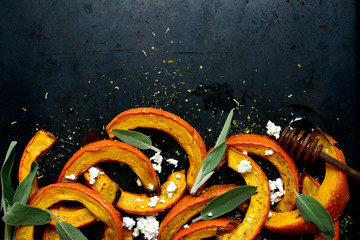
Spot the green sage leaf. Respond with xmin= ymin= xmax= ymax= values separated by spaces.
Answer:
xmin=55 ymin=221 xmax=88 ymax=240
xmin=198 ymin=185 xmax=257 ymax=221
xmin=215 ymin=108 xmax=234 ymax=148
xmin=1 ymin=141 xmax=17 ymax=208
xmin=201 ymin=142 xmax=227 ymax=175
xmin=190 ymin=109 xmax=234 ymax=194
xmin=112 ymin=129 xmax=161 ymax=152
xmin=13 ymin=161 xmax=38 ymax=204
xmin=190 ymin=171 xmax=214 ymax=194
xmin=293 ymin=190 xmax=335 ymax=239
xmin=2 ymin=202 xmax=50 ymax=226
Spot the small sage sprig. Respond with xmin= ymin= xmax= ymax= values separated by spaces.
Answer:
xmin=192 ymin=185 xmax=257 ymax=222
xmin=1 ymin=141 xmax=88 ymax=240
xmin=293 ymin=189 xmax=335 ymax=239
xmin=190 ymin=108 xmax=234 ymax=194
xmin=112 ymin=129 xmax=161 ymax=152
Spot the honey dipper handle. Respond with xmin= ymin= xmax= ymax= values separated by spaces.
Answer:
xmin=319 ymin=151 xmax=360 ymax=181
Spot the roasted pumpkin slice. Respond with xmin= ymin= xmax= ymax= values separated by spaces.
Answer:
xmin=42 ymin=226 xmax=60 ymax=240
xmin=18 ymin=129 xmax=56 ymax=197
xmin=117 ymin=170 xmax=186 ymax=215
xmin=15 ymin=183 xmax=123 ymax=240
xmin=57 ymin=140 xmax=160 ymax=193
xmin=227 ymin=134 xmax=299 ymax=212
xmin=158 ymin=184 xmax=239 ymax=240
xmin=301 ymin=174 xmax=340 ymax=240
xmin=83 ymin=164 xmax=120 ymax=205
xmin=105 ymin=107 xmax=207 ymax=190
xmin=102 ymin=226 xmax=133 ymax=240
xmin=264 ymin=131 xmax=349 ymax=235
xmin=47 ymin=205 xmax=96 ymax=227
xmin=172 ymin=218 xmax=240 ymax=240
xmin=217 ymin=147 xmax=270 ymax=240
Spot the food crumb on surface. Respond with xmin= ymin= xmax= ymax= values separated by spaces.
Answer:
xmin=132 ymin=215 xmax=159 ymax=240
xmin=123 ymin=216 xmax=136 ymax=230
xmin=148 ymin=196 xmax=159 ymax=207
xmin=264 ymin=150 xmax=274 ymax=156
xmin=183 ymin=224 xmax=190 ymax=229
xmin=166 ymin=181 xmax=177 ymax=199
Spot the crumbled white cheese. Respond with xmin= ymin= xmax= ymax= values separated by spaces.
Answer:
xmin=148 ymin=196 xmax=159 ymax=208
xmin=175 ymin=174 xmax=182 ymax=179
xmin=166 ymin=181 xmax=177 ymax=199
xmin=183 ymin=224 xmax=190 ymax=229
xmin=135 ymin=198 xmax=143 ymax=201
xmin=266 ymin=120 xmax=281 ymax=139
xmin=237 ymin=160 xmax=252 ymax=173
xmin=166 ymin=158 xmax=178 ymax=168
xmin=132 ymin=216 xmax=159 ymax=240
xmin=207 ymin=212 xmax=213 ymax=217
xmin=150 ymin=152 xmax=163 ymax=165
xmin=65 ymin=174 xmax=76 ymax=180
xmin=123 ymin=216 xmax=136 ymax=230
xmin=264 ymin=150 xmax=274 ymax=156
xmin=136 ymin=178 xmax=142 ymax=186
xmin=88 ymin=167 xmax=104 ymax=185
xmin=268 ymin=211 xmax=273 ymax=218
xmin=242 ymin=151 xmax=248 ymax=155
xmin=152 ymin=163 xmax=162 ymax=173
xmin=269 ymin=178 xmax=285 ymax=205
xmin=159 ymin=199 xmax=166 ymax=204
xmin=147 ymin=184 xmax=155 ymax=191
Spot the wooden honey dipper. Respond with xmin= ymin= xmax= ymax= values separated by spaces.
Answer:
xmin=278 ymin=126 xmax=360 ymax=181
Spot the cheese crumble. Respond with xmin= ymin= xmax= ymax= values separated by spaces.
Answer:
xmin=166 ymin=181 xmax=177 ymax=199
xmin=123 ymin=216 xmax=136 ymax=230
xmin=266 ymin=120 xmax=281 ymax=139
xmin=148 ymin=196 xmax=159 ymax=207
xmin=264 ymin=150 xmax=274 ymax=156
xmin=65 ymin=174 xmax=76 ymax=180
xmin=132 ymin=216 xmax=159 ymax=240
xmin=237 ymin=160 xmax=252 ymax=173
xmin=88 ymin=167 xmax=104 ymax=185
xmin=269 ymin=178 xmax=285 ymax=205
xmin=166 ymin=158 xmax=178 ymax=168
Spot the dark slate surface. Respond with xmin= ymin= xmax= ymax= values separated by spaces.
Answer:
xmin=1 ymin=0 xmax=359 ymax=239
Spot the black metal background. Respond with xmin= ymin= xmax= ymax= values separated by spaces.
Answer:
xmin=0 ymin=0 xmax=359 ymax=239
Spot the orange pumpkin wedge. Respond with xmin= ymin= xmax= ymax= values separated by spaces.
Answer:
xmin=42 ymin=226 xmax=60 ymax=240
xmin=57 ymin=140 xmax=160 ymax=194
xmin=83 ymin=164 xmax=120 ymax=205
xmin=15 ymin=183 xmax=123 ymax=240
xmin=172 ymin=218 xmax=241 ymax=240
xmin=116 ymin=170 xmax=186 ymax=215
xmin=227 ymin=134 xmax=299 ymax=212
xmin=264 ymin=130 xmax=349 ymax=235
xmin=301 ymin=174 xmax=340 ymax=240
xmin=105 ymin=107 xmax=207 ymax=190
xmin=83 ymin=165 xmax=187 ymax=215
xmin=102 ymin=226 xmax=134 ymax=240
xmin=18 ymin=129 xmax=56 ymax=198
xmin=158 ymin=184 xmax=239 ymax=240
xmin=217 ymin=147 xmax=270 ymax=240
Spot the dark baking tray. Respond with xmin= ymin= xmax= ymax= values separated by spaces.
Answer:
xmin=1 ymin=0 xmax=359 ymax=239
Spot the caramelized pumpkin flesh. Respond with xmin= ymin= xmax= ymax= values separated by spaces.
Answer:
xmin=105 ymin=108 xmax=207 ymax=190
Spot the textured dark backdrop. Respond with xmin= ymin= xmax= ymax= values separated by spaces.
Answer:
xmin=0 ymin=0 xmax=359 ymax=239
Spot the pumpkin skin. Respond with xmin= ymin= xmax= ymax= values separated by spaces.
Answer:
xmin=301 ymin=173 xmax=340 ymax=240
xmin=15 ymin=183 xmax=123 ymax=240
xmin=105 ymin=107 xmax=207 ymax=191
xmin=264 ymin=131 xmax=349 ymax=235
xmin=172 ymin=218 xmax=241 ymax=240
xmin=226 ymin=134 xmax=299 ymax=213
xmin=158 ymin=184 xmax=239 ymax=240
xmin=216 ymin=147 xmax=270 ymax=240
xmin=18 ymin=129 xmax=56 ymax=198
